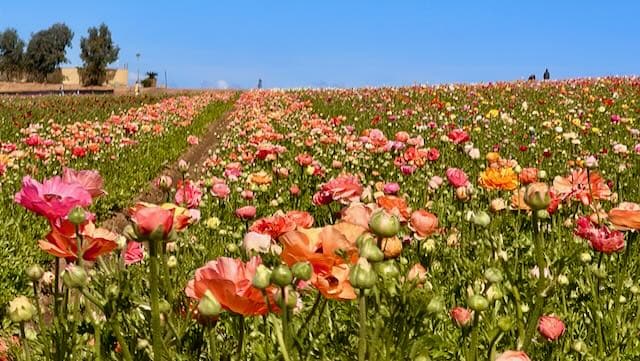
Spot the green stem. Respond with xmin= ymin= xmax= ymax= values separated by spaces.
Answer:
xmin=209 ymin=327 xmax=219 ymax=360
xmin=358 ymin=292 xmax=368 ymax=361
xmin=111 ymin=317 xmax=133 ymax=361
xmin=94 ymin=319 xmax=102 ymax=361
xmin=32 ymin=283 xmax=52 ymax=360
xmin=280 ymin=286 xmax=289 ymax=349
xmin=20 ymin=322 xmax=32 ymax=361
xmin=521 ymin=211 xmax=547 ymax=352
xmin=54 ymin=258 xmax=60 ymax=316
xmin=488 ymin=332 xmax=505 ymax=361
xmin=469 ymin=312 xmax=479 ymax=361
xmin=237 ymin=316 xmax=245 ymax=358
xmin=149 ymin=238 xmax=164 ymax=360
xmin=272 ymin=316 xmax=292 ymax=361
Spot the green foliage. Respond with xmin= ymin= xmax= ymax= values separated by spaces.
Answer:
xmin=24 ymin=23 xmax=73 ymax=82
xmin=79 ymin=23 xmax=119 ymax=86
xmin=0 ymin=28 xmax=25 ymax=80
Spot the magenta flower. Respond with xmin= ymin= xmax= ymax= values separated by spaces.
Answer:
xmin=14 ymin=176 xmax=92 ymax=221
xmin=124 ymin=241 xmax=144 ymax=266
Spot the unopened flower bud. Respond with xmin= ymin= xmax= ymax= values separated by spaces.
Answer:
xmin=369 ymin=211 xmax=400 ymax=238
xmin=524 ymin=183 xmax=551 ymax=210
xmin=158 ymin=299 xmax=171 ymax=314
xmin=8 ymin=296 xmax=36 ymax=323
xmin=571 ymin=340 xmax=588 ymax=355
xmin=136 ymin=339 xmax=150 ymax=350
xmin=472 ymin=211 xmax=491 ymax=227
xmin=271 ymin=264 xmax=293 ymax=287
xmin=360 ymin=241 xmax=384 ymax=262
xmin=252 ymin=265 xmax=272 ymax=289
xmin=291 ymin=262 xmax=312 ymax=281
xmin=579 ymin=252 xmax=592 ymax=263
xmin=177 ymin=159 xmax=189 ymax=173
xmin=497 ymin=316 xmax=514 ymax=332
xmin=198 ymin=291 xmax=221 ymax=317
xmin=62 ymin=265 xmax=88 ymax=289
xmin=374 ymin=261 xmax=400 ymax=279
xmin=26 ymin=265 xmax=44 ymax=281
xmin=468 ymin=294 xmax=489 ymax=311
xmin=484 ymin=268 xmax=503 ymax=284
xmin=349 ymin=258 xmax=377 ymax=289
xmin=167 ymin=255 xmax=177 ymax=269
xmin=68 ymin=207 xmax=87 ymax=226
xmin=426 ymin=296 xmax=444 ymax=315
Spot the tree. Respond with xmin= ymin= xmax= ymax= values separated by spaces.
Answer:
xmin=0 ymin=28 xmax=25 ymax=81
xmin=141 ymin=72 xmax=158 ymax=87
xmin=24 ymin=23 xmax=73 ymax=82
xmin=79 ymin=24 xmax=119 ymax=86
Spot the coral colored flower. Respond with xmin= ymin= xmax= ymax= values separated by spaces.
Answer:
xmin=211 ymin=182 xmax=231 ymax=198
xmin=608 ymin=202 xmax=640 ymax=231
xmin=235 ymin=205 xmax=257 ymax=220
xmin=409 ymin=210 xmax=438 ymax=239
xmin=553 ymin=169 xmax=611 ymax=205
xmin=447 ymin=129 xmax=470 ymax=144
xmin=538 ymin=315 xmax=565 ymax=341
xmin=250 ymin=214 xmax=297 ymax=239
xmin=450 ymin=307 xmax=473 ymax=327
xmin=320 ymin=174 xmax=363 ymax=204
xmin=39 ymin=221 xmax=118 ymax=262
xmin=295 ymin=153 xmax=313 ymax=166
xmin=249 ymin=171 xmax=273 ymax=185
xmin=518 ymin=167 xmax=539 ymax=185
xmin=185 ymin=256 xmax=275 ymax=316
xmin=124 ymin=241 xmax=144 ymax=266
xmin=495 ymin=351 xmax=531 ymax=361
xmin=479 ymin=167 xmax=518 ymax=191
xmin=129 ymin=203 xmax=175 ymax=240
xmin=187 ymin=135 xmax=199 ymax=145
xmin=377 ymin=195 xmax=411 ymax=221
xmin=279 ymin=226 xmax=359 ymax=300
xmin=446 ymin=168 xmax=469 ymax=188
xmin=407 ymin=263 xmax=427 ymax=283
xmin=15 ymin=175 xmax=92 ymax=221
xmin=340 ymin=203 xmax=373 ymax=229
xmin=285 ymin=210 xmax=314 ymax=229
xmin=175 ymin=180 xmax=203 ymax=208
xmin=574 ymin=217 xmax=625 ymax=254
xmin=62 ymin=168 xmax=106 ymax=198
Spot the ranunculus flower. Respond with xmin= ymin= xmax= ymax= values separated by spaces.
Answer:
xmin=407 ymin=263 xmax=427 ymax=284
xmin=185 ymin=256 xmax=275 ymax=316
xmin=608 ymin=202 xmax=640 ymax=231
xmin=62 ymin=168 xmax=106 ymax=198
xmin=574 ymin=216 xmax=625 ymax=254
xmin=320 ymin=174 xmax=363 ymax=204
xmin=450 ymin=307 xmax=472 ymax=327
xmin=377 ymin=195 xmax=411 ymax=222
xmin=518 ymin=167 xmax=539 ymax=185
xmin=340 ymin=203 xmax=373 ymax=229
xmin=479 ymin=167 xmax=518 ymax=191
xmin=409 ymin=210 xmax=438 ymax=239
xmin=40 ymin=221 xmax=118 ymax=262
xmin=130 ymin=203 xmax=175 ymax=240
xmin=538 ymin=315 xmax=565 ymax=341
xmin=383 ymin=182 xmax=400 ymax=195
xmin=446 ymin=168 xmax=469 ymax=188
xmin=285 ymin=210 xmax=314 ymax=229
xmin=495 ymin=351 xmax=531 ymax=361
xmin=250 ymin=214 xmax=297 ymax=239
xmin=447 ymin=129 xmax=470 ymax=144
xmin=187 ymin=135 xmax=199 ymax=145
xmin=15 ymin=175 xmax=92 ymax=221
xmin=211 ymin=182 xmax=231 ymax=198
xmin=175 ymin=180 xmax=203 ymax=208
xmin=553 ymin=169 xmax=611 ymax=205
xmin=235 ymin=205 xmax=257 ymax=220
xmin=243 ymin=231 xmax=273 ymax=253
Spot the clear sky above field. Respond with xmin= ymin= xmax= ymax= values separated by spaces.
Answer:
xmin=1 ymin=1 xmax=638 ymax=89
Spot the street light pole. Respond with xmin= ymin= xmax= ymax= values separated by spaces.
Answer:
xmin=136 ymin=53 xmax=141 ymax=84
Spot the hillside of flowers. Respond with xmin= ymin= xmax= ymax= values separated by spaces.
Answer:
xmin=3 ymin=77 xmax=640 ymax=360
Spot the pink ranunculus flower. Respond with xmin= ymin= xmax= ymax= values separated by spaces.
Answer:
xmin=175 ymin=180 xmax=203 ymax=209
xmin=62 ymin=168 xmax=106 ymax=198
xmin=538 ymin=315 xmax=565 ymax=341
xmin=124 ymin=241 xmax=144 ymax=266
xmin=211 ymin=182 xmax=231 ymax=199
xmin=446 ymin=168 xmax=469 ymax=188
xmin=447 ymin=129 xmax=470 ymax=144
xmin=187 ymin=135 xmax=199 ymax=145
xmin=450 ymin=307 xmax=472 ymax=327
xmin=320 ymin=174 xmax=363 ymax=204
xmin=495 ymin=351 xmax=531 ymax=361
xmin=14 ymin=175 xmax=92 ymax=221
xmin=243 ymin=231 xmax=272 ymax=253
xmin=383 ymin=182 xmax=400 ymax=195
xmin=236 ymin=205 xmax=257 ymax=220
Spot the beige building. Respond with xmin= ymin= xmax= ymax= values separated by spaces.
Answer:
xmin=49 ymin=67 xmax=129 ymax=87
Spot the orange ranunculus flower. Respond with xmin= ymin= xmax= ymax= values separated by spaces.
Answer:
xmin=284 ymin=210 xmax=314 ymax=229
xmin=40 ymin=221 xmax=118 ymax=262
xmin=510 ymin=188 xmax=530 ymax=211
xmin=249 ymin=171 xmax=273 ymax=185
xmin=376 ymin=195 xmax=411 ymax=221
xmin=333 ymin=221 xmax=368 ymax=245
xmin=553 ymin=169 xmax=611 ymax=205
xmin=250 ymin=213 xmax=297 ymax=239
xmin=479 ymin=167 xmax=518 ymax=191
xmin=340 ymin=202 xmax=373 ymax=229
xmin=279 ymin=225 xmax=358 ymax=300
xmin=381 ymin=236 xmax=402 ymax=258
xmin=609 ymin=202 xmax=640 ymax=231
xmin=518 ymin=167 xmax=539 ymax=185
xmin=185 ymin=256 xmax=275 ymax=316
xmin=409 ymin=210 xmax=438 ymax=239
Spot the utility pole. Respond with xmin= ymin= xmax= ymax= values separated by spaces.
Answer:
xmin=164 ymin=70 xmax=168 ymax=89
xmin=136 ymin=53 xmax=141 ymax=84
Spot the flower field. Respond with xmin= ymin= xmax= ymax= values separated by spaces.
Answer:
xmin=3 ymin=77 xmax=640 ymax=360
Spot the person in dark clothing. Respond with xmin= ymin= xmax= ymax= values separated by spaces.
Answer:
xmin=543 ymin=69 xmax=550 ymax=80
xmin=528 ymin=74 xmax=536 ymax=81
xmin=257 ymin=79 xmax=262 ymax=89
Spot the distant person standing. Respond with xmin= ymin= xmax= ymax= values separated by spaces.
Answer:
xmin=543 ymin=68 xmax=550 ymax=80
xmin=134 ymin=82 xmax=140 ymax=96
xmin=528 ymin=74 xmax=536 ymax=81
xmin=257 ymin=78 xmax=262 ymax=89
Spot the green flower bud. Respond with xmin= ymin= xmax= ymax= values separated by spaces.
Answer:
xmin=360 ymin=241 xmax=384 ymax=262
xmin=136 ymin=339 xmax=150 ymax=350
xmin=486 ymin=284 xmax=503 ymax=302
xmin=536 ymin=209 xmax=550 ymax=219
xmin=579 ymin=252 xmax=592 ymax=263
xmin=106 ymin=284 xmax=119 ymax=299
xmin=571 ymin=340 xmax=588 ymax=355
xmin=349 ymin=258 xmax=377 ymax=289
xmin=252 ymin=265 xmax=272 ymax=289
xmin=122 ymin=224 xmax=138 ymax=241
xmin=226 ymin=243 xmax=239 ymax=253
xmin=291 ymin=262 xmax=312 ymax=281
xmin=369 ymin=211 xmax=400 ymax=238
xmin=374 ymin=261 xmax=400 ymax=279
xmin=468 ymin=294 xmax=489 ymax=312
xmin=472 ymin=211 xmax=491 ymax=227
xmin=524 ymin=183 xmax=551 ymax=211
xmin=421 ymin=238 xmax=436 ymax=254
xmin=497 ymin=316 xmax=514 ymax=332
xmin=62 ymin=265 xmax=88 ymax=289
xmin=271 ymin=264 xmax=293 ymax=287
xmin=198 ymin=291 xmax=222 ymax=317
xmin=26 ymin=265 xmax=44 ymax=282
xmin=557 ymin=274 xmax=569 ymax=286
xmin=68 ymin=206 xmax=87 ymax=226
xmin=166 ymin=255 xmax=178 ymax=269
xmin=426 ymin=296 xmax=444 ymax=315
xmin=484 ymin=267 xmax=503 ymax=284
xmin=158 ymin=299 xmax=171 ymax=314
xmin=8 ymin=296 xmax=36 ymax=323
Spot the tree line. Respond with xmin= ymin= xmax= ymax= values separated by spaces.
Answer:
xmin=0 ymin=23 xmax=119 ymax=86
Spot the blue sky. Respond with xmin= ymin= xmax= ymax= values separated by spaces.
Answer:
xmin=1 ymin=1 xmax=638 ymax=88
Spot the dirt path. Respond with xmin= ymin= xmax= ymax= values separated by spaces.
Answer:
xmin=101 ymin=105 xmax=235 ymax=232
